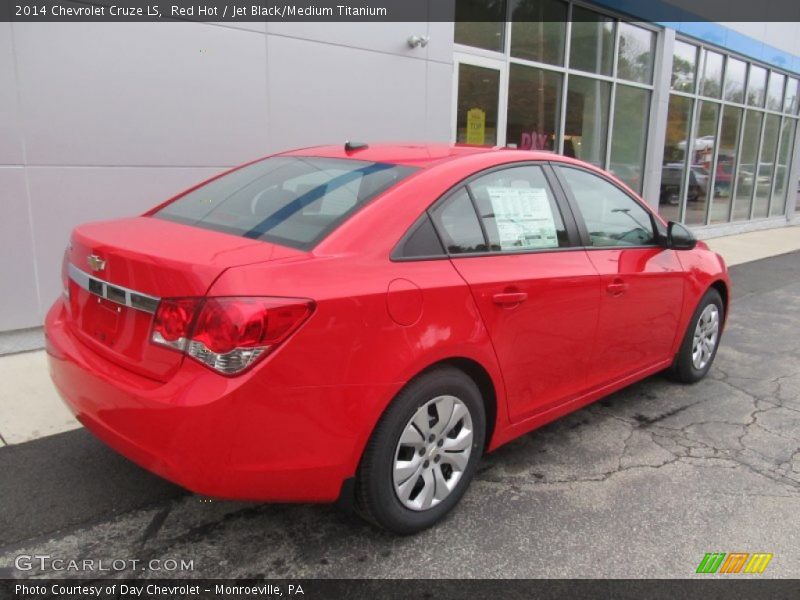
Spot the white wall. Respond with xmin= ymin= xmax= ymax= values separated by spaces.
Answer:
xmin=0 ymin=19 xmax=453 ymax=334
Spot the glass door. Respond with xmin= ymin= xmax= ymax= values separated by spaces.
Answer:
xmin=453 ymin=54 xmax=506 ymax=147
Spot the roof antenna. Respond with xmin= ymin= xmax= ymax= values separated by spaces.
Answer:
xmin=345 ymin=141 xmax=369 ymax=152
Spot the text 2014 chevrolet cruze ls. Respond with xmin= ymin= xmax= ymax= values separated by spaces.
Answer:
xmin=46 ymin=144 xmax=730 ymax=533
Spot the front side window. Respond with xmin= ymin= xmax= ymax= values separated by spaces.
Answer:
xmin=558 ymin=167 xmax=655 ymax=247
xmin=467 ymin=165 xmax=568 ymax=251
xmin=154 ymin=157 xmax=416 ymax=249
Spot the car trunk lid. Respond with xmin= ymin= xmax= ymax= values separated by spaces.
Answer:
xmin=65 ymin=216 xmax=303 ymax=381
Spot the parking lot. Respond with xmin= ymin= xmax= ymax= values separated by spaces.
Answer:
xmin=1 ymin=251 xmax=799 ymax=579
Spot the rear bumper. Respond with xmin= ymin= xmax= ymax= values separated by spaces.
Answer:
xmin=45 ymin=299 xmax=395 ymax=502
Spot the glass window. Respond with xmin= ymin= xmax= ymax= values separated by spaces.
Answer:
xmin=569 ymin=7 xmax=615 ymax=76
xmin=558 ymin=167 xmax=655 ymax=247
xmin=752 ymin=114 xmax=781 ymax=218
xmin=617 ymin=23 xmax=655 ymax=84
xmin=671 ymin=41 xmax=698 ymax=93
xmin=506 ymin=64 xmax=562 ymax=151
xmin=468 ymin=165 xmax=568 ymax=251
xmin=700 ymin=50 xmax=724 ymax=99
xmin=767 ymin=72 xmax=786 ymax=112
xmin=710 ymin=106 xmax=743 ymax=223
xmin=430 ymin=188 xmax=487 ymax=254
xmin=456 ymin=63 xmax=500 ymax=146
xmin=565 ymin=75 xmax=611 ymax=167
xmin=785 ymin=79 xmax=799 ymax=114
xmin=395 ymin=215 xmax=445 ymax=259
xmin=747 ymin=65 xmax=767 ymax=107
xmin=155 ymin=157 xmax=416 ymax=249
xmin=724 ymin=58 xmax=747 ymax=103
xmin=659 ymin=95 xmax=694 ymax=223
xmin=609 ymin=85 xmax=650 ymax=193
xmin=685 ymin=101 xmax=720 ymax=225
xmin=733 ymin=110 xmax=764 ymax=220
xmin=510 ymin=0 xmax=568 ymax=66
xmin=771 ymin=118 xmax=797 ymax=216
xmin=454 ymin=0 xmax=506 ymax=52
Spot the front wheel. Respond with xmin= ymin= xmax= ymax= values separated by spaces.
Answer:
xmin=669 ymin=288 xmax=724 ymax=383
xmin=355 ymin=367 xmax=486 ymax=534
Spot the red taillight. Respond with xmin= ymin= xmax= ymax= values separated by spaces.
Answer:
xmin=152 ymin=298 xmax=201 ymax=350
xmin=151 ymin=297 xmax=314 ymax=375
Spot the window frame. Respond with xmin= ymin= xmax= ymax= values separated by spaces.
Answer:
xmin=391 ymin=161 xmax=584 ymax=262
xmin=551 ymin=163 xmax=664 ymax=250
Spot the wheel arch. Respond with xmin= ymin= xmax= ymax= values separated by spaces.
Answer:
xmin=709 ymin=279 xmax=729 ymax=325
xmin=414 ymin=356 xmax=498 ymax=452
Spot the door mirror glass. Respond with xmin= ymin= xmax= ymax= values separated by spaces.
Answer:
xmin=667 ymin=221 xmax=697 ymax=250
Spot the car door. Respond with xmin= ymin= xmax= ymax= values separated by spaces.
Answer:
xmin=553 ymin=165 xmax=685 ymax=389
xmin=429 ymin=164 xmax=601 ymax=423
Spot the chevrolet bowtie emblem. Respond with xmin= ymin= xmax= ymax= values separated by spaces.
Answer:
xmin=87 ymin=255 xmax=106 ymax=271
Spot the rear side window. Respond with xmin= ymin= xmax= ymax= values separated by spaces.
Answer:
xmin=154 ymin=157 xmax=417 ymax=249
xmin=557 ymin=166 xmax=656 ymax=247
xmin=467 ymin=165 xmax=568 ymax=251
xmin=430 ymin=188 xmax=487 ymax=254
xmin=394 ymin=214 xmax=445 ymax=259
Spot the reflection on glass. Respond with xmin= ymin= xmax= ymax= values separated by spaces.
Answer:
xmin=747 ymin=66 xmax=767 ymax=107
xmin=700 ymin=50 xmax=724 ymax=99
xmin=671 ymin=41 xmax=697 ymax=93
xmin=785 ymin=79 xmax=799 ymax=114
xmin=659 ymin=95 xmax=693 ymax=223
xmin=569 ymin=6 xmax=615 ymax=76
xmin=710 ymin=106 xmax=742 ymax=224
xmin=510 ymin=0 xmax=567 ymax=66
xmin=456 ymin=64 xmax=500 ymax=146
xmin=609 ymin=85 xmax=650 ymax=193
xmin=506 ymin=64 xmax=562 ymax=151
xmin=733 ymin=110 xmax=763 ymax=220
xmin=771 ymin=118 xmax=797 ymax=216
xmin=766 ymin=72 xmax=786 ymax=112
xmin=752 ymin=114 xmax=780 ymax=218
xmin=454 ymin=0 xmax=506 ymax=52
xmin=565 ymin=75 xmax=610 ymax=166
xmin=724 ymin=58 xmax=746 ymax=103
xmin=617 ymin=22 xmax=655 ymax=84
xmin=685 ymin=101 xmax=719 ymax=225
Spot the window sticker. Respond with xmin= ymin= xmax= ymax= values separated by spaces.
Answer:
xmin=486 ymin=187 xmax=558 ymax=249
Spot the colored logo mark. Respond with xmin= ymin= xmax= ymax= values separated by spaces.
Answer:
xmin=696 ymin=552 xmax=773 ymax=574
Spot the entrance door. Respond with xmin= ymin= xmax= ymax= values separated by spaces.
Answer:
xmin=453 ymin=55 xmax=506 ymax=147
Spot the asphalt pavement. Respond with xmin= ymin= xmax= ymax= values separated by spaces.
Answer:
xmin=1 ymin=251 xmax=799 ymax=578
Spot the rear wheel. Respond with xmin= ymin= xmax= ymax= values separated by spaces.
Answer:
xmin=669 ymin=288 xmax=724 ymax=383
xmin=355 ymin=367 xmax=485 ymax=534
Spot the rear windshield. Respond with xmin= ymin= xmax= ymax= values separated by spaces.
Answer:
xmin=154 ymin=156 xmax=417 ymax=249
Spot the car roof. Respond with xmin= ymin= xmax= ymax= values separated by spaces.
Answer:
xmin=278 ymin=143 xmax=563 ymax=168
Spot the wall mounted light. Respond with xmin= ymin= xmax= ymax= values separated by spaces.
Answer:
xmin=407 ymin=35 xmax=430 ymax=48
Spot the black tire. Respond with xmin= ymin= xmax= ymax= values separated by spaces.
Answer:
xmin=668 ymin=288 xmax=724 ymax=383
xmin=354 ymin=366 xmax=486 ymax=534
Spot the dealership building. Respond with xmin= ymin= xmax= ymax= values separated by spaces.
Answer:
xmin=1 ymin=1 xmax=800 ymax=350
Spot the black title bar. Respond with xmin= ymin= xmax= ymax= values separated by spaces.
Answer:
xmin=2 ymin=0 xmax=800 ymax=22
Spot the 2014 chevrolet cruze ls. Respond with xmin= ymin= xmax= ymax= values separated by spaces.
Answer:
xmin=46 ymin=144 xmax=730 ymax=533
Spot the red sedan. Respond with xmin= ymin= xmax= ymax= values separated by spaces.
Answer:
xmin=45 ymin=144 xmax=730 ymax=533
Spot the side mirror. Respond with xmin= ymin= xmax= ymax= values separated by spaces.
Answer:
xmin=667 ymin=221 xmax=697 ymax=250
